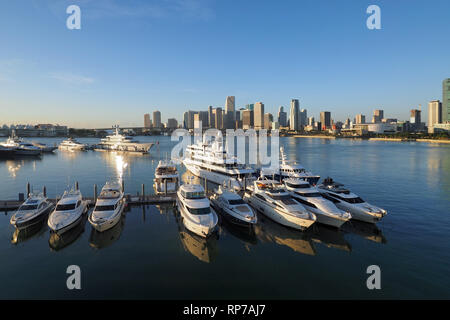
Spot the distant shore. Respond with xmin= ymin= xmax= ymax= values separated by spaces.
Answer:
xmin=292 ymin=135 xmax=336 ymax=139
xmin=288 ymin=135 xmax=450 ymax=144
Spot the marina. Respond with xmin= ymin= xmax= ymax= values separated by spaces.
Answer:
xmin=0 ymin=136 xmax=449 ymax=299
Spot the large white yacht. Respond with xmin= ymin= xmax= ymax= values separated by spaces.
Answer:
xmin=0 ymin=131 xmax=41 ymax=156
xmin=94 ymin=126 xmax=153 ymax=154
xmin=58 ymin=138 xmax=87 ymax=151
xmin=210 ymin=185 xmax=257 ymax=227
xmin=318 ymin=177 xmax=387 ymax=224
xmin=244 ymin=178 xmax=316 ymax=231
xmin=261 ymin=147 xmax=320 ymax=185
xmin=182 ymin=137 xmax=256 ymax=191
xmin=89 ymin=181 xmax=126 ymax=232
xmin=48 ymin=188 xmax=87 ymax=234
xmin=176 ymin=182 xmax=218 ymax=238
xmin=284 ymin=178 xmax=351 ymax=228
xmin=153 ymin=160 xmax=180 ymax=194
xmin=10 ymin=192 xmax=54 ymax=230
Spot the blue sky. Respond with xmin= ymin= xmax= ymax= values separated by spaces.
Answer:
xmin=0 ymin=0 xmax=449 ymax=128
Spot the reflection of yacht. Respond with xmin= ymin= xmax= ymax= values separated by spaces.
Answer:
xmin=244 ymin=178 xmax=316 ymax=231
xmin=95 ymin=126 xmax=153 ymax=154
xmin=48 ymin=188 xmax=87 ymax=234
xmin=89 ymin=181 xmax=125 ymax=232
xmin=0 ymin=145 xmax=15 ymax=158
xmin=318 ymin=177 xmax=387 ymax=223
xmin=49 ymin=215 xmax=86 ymax=251
xmin=11 ymin=218 xmax=47 ymax=245
xmin=284 ymin=178 xmax=351 ymax=228
xmin=153 ymin=160 xmax=180 ymax=194
xmin=254 ymin=213 xmax=316 ymax=256
xmin=308 ymin=224 xmax=352 ymax=252
xmin=89 ymin=216 xmax=125 ymax=249
xmin=261 ymin=147 xmax=320 ymax=185
xmin=10 ymin=192 xmax=54 ymax=230
xmin=220 ymin=218 xmax=258 ymax=246
xmin=182 ymin=137 xmax=256 ymax=190
xmin=210 ymin=185 xmax=257 ymax=227
xmin=176 ymin=213 xmax=218 ymax=263
xmin=176 ymin=182 xmax=218 ymax=238
xmin=58 ymin=138 xmax=87 ymax=151
xmin=342 ymin=220 xmax=387 ymax=244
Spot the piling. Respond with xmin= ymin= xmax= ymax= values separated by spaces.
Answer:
xmin=43 ymin=186 xmax=47 ymax=197
xmin=244 ymin=176 xmax=247 ymax=191
xmin=75 ymin=181 xmax=79 ymax=190
xmin=141 ymin=184 xmax=145 ymax=201
xmin=164 ymin=179 xmax=168 ymax=195
xmin=93 ymin=184 xmax=98 ymax=203
xmin=121 ymin=180 xmax=125 ymax=192
xmin=204 ymin=177 xmax=208 ymax=193
xmin=26 ymin=182 xmax=30 ymax=197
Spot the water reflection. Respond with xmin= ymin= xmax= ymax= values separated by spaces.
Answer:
xmin=89 ymin=216 xmax=125 ymax=249
xmin=11 ymin=218 xmax=47 ymax=245
xmin=342 ymin=220 xmax=387 ymax=244
xmin=48 ymin=215 xmax=87 ymax=251
xmin=4 ymin=158 xmax=40 ymax=178
xmin=254 ymin=213 xmax=316 ymax=256
xmin=175 ymin=212 xmax=219 ymax=263
xmin=220 ymin=219 xmax=258 ymax=247
xmin=308 ymin=224 xmax=352 ymax=252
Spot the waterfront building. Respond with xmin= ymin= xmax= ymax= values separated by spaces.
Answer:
xmin=320 ymin=111 xmax=331 ymax=129
xmin=355 ymin=114 xmax=365 ymax=124
xmin=254 ymin=102 xmax=264 ymax=130
xmin=208 ymin=106 xmax=214 ymax=128
xmin=167 ymin=118 xmax=178 ymax=129
xmin=299 ymin=109 xmax=307 ymax=129
xmin=372 ymin=109 xmax=384 ymax=123
xmin=213 ymin=108 xmax=223 ymax=130
xmin=153 ymin=111 xmax=161 ymax=128
xmin=443 ymin=78 xmax=450 ymax=123
xmin=183 ymin=112 xmax=188 ymax=129
xmin=245 ymin=104 xmax=254 ymax=111
xmin=289 ymin=99 xmax=300 ymax=131
xmin=264 ymin=113 xmax=273 ymax=130
xmin=278 ymin=106 xmax=287 ymax=127
xmin=224 ymin=96 xmax=235 ymax=129
xmin=144 ymin=114 xmax=151 ymax=129
xmin=308 ymin=116 xmax=314 ymax=126
xmin=242 ymin=109 xmax=253 ymax=129
xmin=428 ymin=100 xmax=442 ymax=133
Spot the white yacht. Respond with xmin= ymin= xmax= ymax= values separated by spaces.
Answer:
xmin=48 ymin=188 xmax=87 ymax=234
xmin=89 ymin=181 xmax=126 ymax=232
xmin=210 ymin=185 xmax=257 ymax=227
xmin=318 ymin=177 xmax=387 ymax=224
xmin=176 ymin=183 xmax=218 ymax=238
xmin=182 ymin=137 xmax=256 ymax=191
xmin=32 ymin=142 xmax=58 ymax=153
xmin=284 ymin=178 xmax=351 ymax=228
xmin=244 ymin=178 xmax=316 ymax=231
xmin=0 ymin=131 xmax=41 ymax=156
xmin=153 ymin=160 xmax=180 ymax=194
xmin=261 ymin=147 xmax=320 ymax=185
xmin=10 ymin=192 xmax=54 ymax=230
xmin=58 ymin=138 xmax=87 ymax=151
xmin=94 ymin=126 xmax=153 ymax=154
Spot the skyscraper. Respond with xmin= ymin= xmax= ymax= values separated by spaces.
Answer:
xmin=320 ymin=111 xmax=331 ymax=129
xmin=443 ymin=78 xmax=450 ymax=123
xmin=428 ymin=100 xmax=442 ymax=133
xmin=264 ymin=113 xmax=272 ymax=130
xmin=242 ymin=109 xmax=253 ymax=129
xmin=224 ymin=96 xmax=236 ymax=129
xmin=254 ymin=102 xmax=264 ymax=130
xmin=183 ymin=112 xmax=188 ymax=129
xmin=277 ymin=106 xmax=287 ymax=127
xmin=289 ymin=99 xmax=300 ymax=131
xmin=355 ymin=114 xmax=366 ymax=124
xmin=213 ymin=108 xmax=223 ymax=130
xmin=144 ymin=113 xmax=151 ymax=129
xmin=153 ymin=111 xmax=161 ymax=128
xmin=208 ymin=106 xmax=214 ymax=128
xmin=167 ymin=118 xmax=178 ymax=129
xmin=299 ymin=109 xmax=307 ymax=128
xmin=372 ymin=109 xmax=384 ymax=123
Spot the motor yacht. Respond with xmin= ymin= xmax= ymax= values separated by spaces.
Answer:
xmin=243 ymin=178 xmax=316 ymax=231
xmin=261 ymin=147 xmax=320 ymax=185
xmin=153 ymin=160 xmax=180 ymax=194
xmin=48 ymin=188 xmax=87 ymax=234
xmin=182 ymin=137 xmax=256 ymax=191
xmin=284 ymin=178 xmax=351 ymax=228
xmin=94 ymin=125 xmax=153 ymax=154
xmin=0 ymin=131 xmax=41 ymax=156
xmin=210 ymin=185 xmax=257 ymax=227
xmin=176 ymin=182 xmax=218 ymax=238
xmin=10 ymin=192 xmax=54 ymax=230
xmin=32 ymin=142 xmax=58 ymax=153
xmin=88 ymin=181 xmax=126 ymax=232
xmin=317 ymin=177 xmax=387 ymax=223
xmin=58 ymin=138 xmax=87 ymax=151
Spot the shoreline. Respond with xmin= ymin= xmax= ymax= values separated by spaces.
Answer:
xmin=291 ymin=135 xmax=336 ymax=139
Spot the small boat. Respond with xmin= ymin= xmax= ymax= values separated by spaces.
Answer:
xmin=48 ymin=188 xmax=87 ymax=234
xmin=153 ymin=160 xmax=180 ymax=194
xmin=176 ymin=182 xmax=218 ymax=238
xmin=317 ymin=177 xmax=387 ymax=223
xmin=32 ymin=142 xmax=58 ymax=153
xmin=284 ymin=178 xmax=351 ymax=228
xmin=58 ymin=138 xmax=87 ymax=151
xmin=243 ymin=178 xmax=316 ymax=231
xmin=10 ymin=192 xmax=54 ymax=230
xmin=210 ymin=185 xmax=257 ymax=227
xmin=88 ymin=181 xmax=126 ymax=232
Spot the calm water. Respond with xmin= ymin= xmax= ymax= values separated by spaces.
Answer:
xmin=0 ymin=136 xmax=449 ymax=299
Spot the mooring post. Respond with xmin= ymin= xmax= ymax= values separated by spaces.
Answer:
xmin=164 ymin=179 xmax=167 ymax=196
xmin=244 ymin=176 xmax=247 ymax=191
xmin=43 ymin=186 xmax=47 ymax=197
xmin=75 ymin=181 xmax=79 ymax=190
xmin=121 ymin=180 xmax=124 ymax=193
xmin=204 ymin=177 xmax=208 ymax=193
xmin=94 ymin=184 xmax=97 ymax=203
xmin=141 ymin=184 xmax=145 ymax=201
xmin=26 ymin=182 xmax=30 ymax=197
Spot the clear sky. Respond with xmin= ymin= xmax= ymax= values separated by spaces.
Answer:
xmin=0 ymin=0 xmax=449 ymax=128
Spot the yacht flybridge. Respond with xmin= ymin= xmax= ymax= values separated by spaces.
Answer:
xmin=176 ymin=182 xmax=218 ymax=238
xmin=261 ymin=147 xmax=320 ymax=185
xmin=244 ymin=178 xmax=316 ymax=231
xmin=94 ymin=126 xmax=153 ymax=154
xmin=182 ymin=137 xmax=256 ymax=191
xmin=318 ymin=177 xmax=387 ymax=224
xmin=284 ymin=178 xmax=351 ymax=228
xmin=153 ymin=160 xmax=180 ymax=194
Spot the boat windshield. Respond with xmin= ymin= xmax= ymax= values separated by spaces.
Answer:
xmin=19 ymin=204 xmax=38 ymax=211
xmin=345 ymin=197 xmax=365 ymax=204
xmin=187 ymin=206 xmax=211 ymax=215
xmin=183 ymin=191 xmax=205 ymax=199
xmin=229 ymin=199 xmax=246 ymax=205
xmin=296 ymin=192 xmax=322 ymax=197
xmin=269 ymin=195 xmax=297 ymax=205
xmin=286 ymin=182 xmax=310 ymax=189
xmin=56 ymin=203 xmax=76 ymax=211
xmin=95 ymin=205 xmax=115 ymax=211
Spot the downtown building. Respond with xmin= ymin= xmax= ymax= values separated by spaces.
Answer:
xmin=320 ymin=111 xmax=331 ymax=130
xmin=153 ymin=111 xmax=162 ymax=128
xmin=289 ymin=99 xmax=300 ymax=131
xmin=254 ymin=102 xmax=264 ymax=130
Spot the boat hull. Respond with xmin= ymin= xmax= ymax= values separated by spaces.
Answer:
xmin=48 ymin=203 xmax=87 ymax=235
xmin=335 ymin=203 xmax=384 ymax=224
xmin=184 ymin=162 xmax=244 ymax=190
xmin=88 ymin=203 xmax=124 ymax=232
xmin=210 ymin=199 xmax=256 ymax=227
xmin=11 ymin=204 xmax=54 ymax=230
xmin=176 ymin=198 xmax=218 ymax=238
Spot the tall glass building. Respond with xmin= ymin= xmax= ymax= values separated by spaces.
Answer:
xmin=443 ymin=78 xmax=450 ymax=123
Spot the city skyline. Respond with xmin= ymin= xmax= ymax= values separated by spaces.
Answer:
xmin=1 ymin=1 xmax=450 ymax=128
